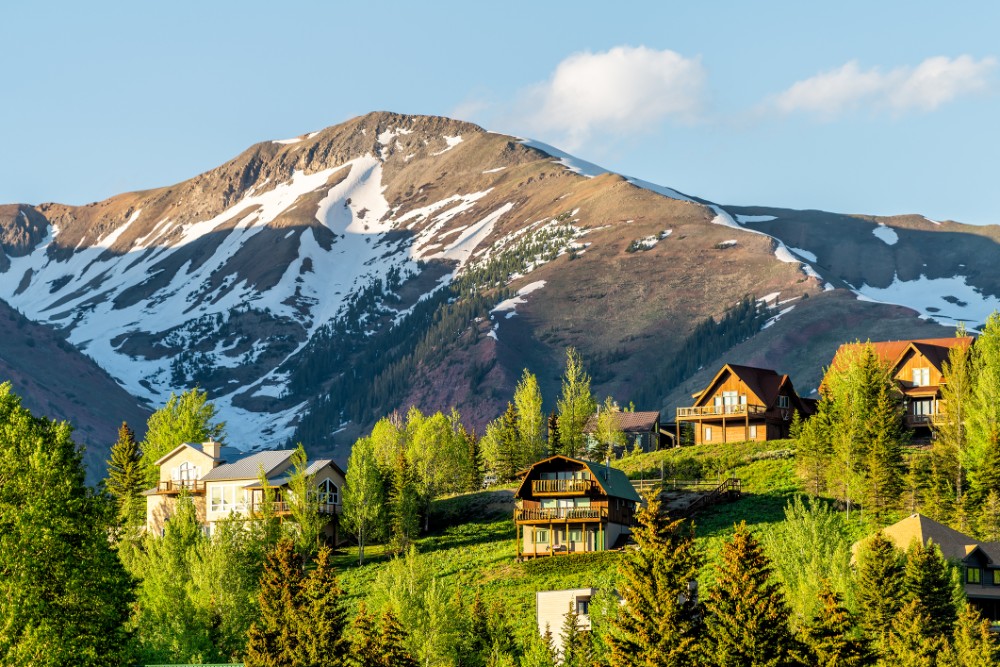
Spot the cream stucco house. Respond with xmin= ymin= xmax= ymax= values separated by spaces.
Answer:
xmin=143 ymin=440 xmax=345 ymax=540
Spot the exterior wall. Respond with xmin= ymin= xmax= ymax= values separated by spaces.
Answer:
xmin=520 ymin=523 xmax=605 ymax=556
xmin=695 ymin=419 xmax=773 ymax=445
xmin=145 ymin=493 xmax=208 ymax=536
xmin=701 ymin=372 xmax=759 ymax=406
xmin=537 ymin=589 xmax=595 ymax=656
xmin=158 ymin=446 xmax=217 ymax=484
xmin=894 ymin=350 xmax=945 ymax=390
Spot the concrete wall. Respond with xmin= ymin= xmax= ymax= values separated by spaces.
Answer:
xmin=537 ymin=589 xmax=596 ymax=656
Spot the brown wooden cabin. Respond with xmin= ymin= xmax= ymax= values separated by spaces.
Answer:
xmin=513 ymin=455 xmax=642 ymax=559
xmin=675 ymin=364 xmax=816 ymax=445
xmin=826 ymin=337 xmax=974 ymax=435
xmin=855 ymin=513 xmax=1000 ymax=621
xmin=583 ymin=410 xmax=663 ymax=455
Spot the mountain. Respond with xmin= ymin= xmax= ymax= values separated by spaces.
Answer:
xmin=1 ymin=111 xmax=995 ymax=464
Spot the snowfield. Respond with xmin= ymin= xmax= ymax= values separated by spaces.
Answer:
xmin=854 ymin=274 xmax=1000 ymax=327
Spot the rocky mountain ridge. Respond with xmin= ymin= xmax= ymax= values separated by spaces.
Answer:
xmin=1 ymin=111 xmax=996 ymax=464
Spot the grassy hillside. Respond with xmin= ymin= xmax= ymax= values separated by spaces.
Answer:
xmin=329 ymin=440 xmax=814 ymax=636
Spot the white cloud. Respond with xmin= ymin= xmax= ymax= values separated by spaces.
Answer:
xmin=772 ymin=55 xmax=997 ymax=119
xmin=511 ymin=46 xmax=707 ymax=149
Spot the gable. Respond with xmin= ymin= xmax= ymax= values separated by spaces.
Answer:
xmin=694 ymin=365 xmax=768 ymax=408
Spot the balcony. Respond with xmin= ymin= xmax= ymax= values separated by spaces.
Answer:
xmin=270 ymin=501 xmax=339 ymax=516
xmin=531 ymin=478 xmax=594 ymax=496
xmin=154 ymin=480 xmax=205 ymax=495
xmin=515 ymin=506 xmax=633 ymax=525
xmin=906 ymin=414 xmax=940 ymax=428
xmin=676 ymin=404 xmax=767 ymax=418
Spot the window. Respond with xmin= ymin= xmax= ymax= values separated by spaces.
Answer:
xmin=705 ymin=427 xmax=713 ymax=442
xmin=209 ymin=485 xmax=246 ymax=513
xmin=992 ymin=570 xmax=1000 ymax=586
xmin=777 ymin=395 xmax=790 ymax=408
xmin=569 ymin=528 xmax=583 ymax=543
xmin=749 ymin=425 xmax=757 ymax=439
xmin=210 ymin=485 xmax=225 ymax=512
xmin=317 ymin=478 xmax=339 ymax=505
xmin=575 ymin=596 xmax=591 ymax=616
xmin=968 ymin=567 xmax=982 ymax=584
xmin=535 ymin=528 xmax=549 ymax=544
xmin=913 ymin=368 xmax=930 ymax=387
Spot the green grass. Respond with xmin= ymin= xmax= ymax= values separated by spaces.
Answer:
xmin=332 ymin=441 xmax=809 ymax=633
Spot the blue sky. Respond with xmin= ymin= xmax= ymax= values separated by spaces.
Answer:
xmin=2 ymin=1 xmax=998 ymax=223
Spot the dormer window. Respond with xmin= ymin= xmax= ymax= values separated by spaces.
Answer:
xmin=913 ymin=368 xmax=930 ymax=387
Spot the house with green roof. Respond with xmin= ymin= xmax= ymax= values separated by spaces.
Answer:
xmin=514 ymin=455 xmax=641 ymax=559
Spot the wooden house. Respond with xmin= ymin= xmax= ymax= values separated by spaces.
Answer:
xmin=856 ymin=513 xmax=1000 ymax=621
xmin=514 ymin=455 xmax=641 ymax=559
xmin=583 ymin=410 xmax=663 ymax=455
xmin=827 ymin=337 xmax=974 ymax=433
xmin=675 ymin=364 xmax=816 ymax=445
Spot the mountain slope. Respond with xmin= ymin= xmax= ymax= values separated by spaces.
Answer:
xmin=1 ymin=111 xmax=990 ymax=461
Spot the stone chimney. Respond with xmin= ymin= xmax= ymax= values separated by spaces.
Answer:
xmin=202 ymin=439 xmax=222 ymax=459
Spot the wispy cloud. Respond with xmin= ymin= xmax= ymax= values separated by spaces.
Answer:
xmin=771 ymin=55 xmax=997 ymax=119
xmin=455 ymin=46 xmax=707 ymax=151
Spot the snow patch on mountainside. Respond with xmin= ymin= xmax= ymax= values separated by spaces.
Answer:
xmin=735 ymin=214 xmax=777 ymax=224
xmin=854 ymin=274 xmax=1000 ymax=326
xmin=872 ymin=223 xmax=899 ymax=245
xmin=492 ymin=280 xmax=547 ymax=318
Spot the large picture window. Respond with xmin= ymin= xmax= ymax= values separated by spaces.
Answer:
xmin=317 ymin=478 xmax=339 ymax=505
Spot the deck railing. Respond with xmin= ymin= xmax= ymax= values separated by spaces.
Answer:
xmin=531 ymin=479 xmax=594 ymax=495
xmin=270 ymin=501 xmax=339 ymax=515
xmin=515 ymin=506 xmax=633 ymax=525
xmin=155 ymin=480 xmax=204 ymax=494
xmin=676 ymin=404 xmax=767 ymax=418
xmin=905 ymin=414 xmax=939 ymax=427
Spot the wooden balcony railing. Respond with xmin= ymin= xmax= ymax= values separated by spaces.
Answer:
xmin=906 ymin=414 xmax=939 ymax=427
xmin=270 ymin=502 xmax=339 ymax=516
xmin=515 ymin=506 xmax=633 ymax=525
xmin=155 ymin=480 xmax=205 ymax=494
xmin=676 ymin=404 xmax=767 ymax=418
xmin=531 ymin=479 xmax=594 ymax=495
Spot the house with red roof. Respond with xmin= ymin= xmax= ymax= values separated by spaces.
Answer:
xmin=675 ymin=364 xmax=817 ymax=445
xmin=827 ymin=336 xmax=974 ymax=432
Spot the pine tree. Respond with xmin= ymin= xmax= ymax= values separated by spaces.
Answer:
xmin=560 ymin=602 xmax=592 ymax=667
xmin=105 ymin=420 xmax=146 ymax=535
xmin=349 ymin=602 xmax=382 ymax=667
xmin=863 ymin=383 xmax=907 ymax=518
xmin=609 ymin=495 xmax=701 ymax=667
xmin=377 ymin=609 xmax=419 ymax=667
xmin=854 ymin=532 xmax=905 ymax=652
xmin=294 ymin=546 xmax=349 ymax=666
xmin=976 ymin=489 xmax=1000 ymax=542
xmin=703 ymin=522 xmax=799 ymax=667
xmin=556 ymin=347 xmax=596 ymax=458
xmin=967 ymin=314 xmax=1000 ymax=508
xmin=245 ymin=540 xmax=303 ymax=667
xmin=800 ymin=580 xmax=870 ymax=667
xmin=796 ymin=407 xmax=832 ymax=496
xmin=945 ymin=604 xmax=1000 ymax=666
xmin=880 ymin=600 xmax=944 ymax=667
xmin=932 ymin=328 xmax=973 ymax=521
xmin=903 ymin=539 xmax=959 ymax=638
xmin=547 ymin=410 xmax=561 ymax=456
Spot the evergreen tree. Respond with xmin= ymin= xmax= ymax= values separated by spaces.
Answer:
xmin=863 ymin=383 xmax=907 ymax=518
xmin=903 ymin=539 xmax=960 ymax=638
xmin=377 ymin=609 xmax=419 ymax=667
xmin=459 ymin=419 xmax=484 ymax=491
xmin=796 ymin=408 xmax=832 ymax=496
xmin=976 ymin=489 xmax=1000 ymax=542
xmin=854 ymin=532 xmax=905 ymax=652
xmin=245 ymin=540 xmax=304 ymax=667
xmin=800 ymin=580 xmax=870 ymax=667
xmin=294 ymin=546 xmax=349 ymax=666
xmin=343 ymin=436 xmax=386 ymax=564
xmin=880 ymin=600 xmax=944 ymax=667
xmin=966 ymin=313 xmax=1000 ymax=507
xmin=609 ymin=495 xmax=701 ymax=667
xmin=703 ymin=522 xmax=799 ymax=667
xmin=481 ymin=402 xmax=522 ymax=481
xmin=514 ymin=369 xmax=547 ymax=464
xmin=140 ymin=387 xmax=226 ymax=485
xmin=547 ymin=410 xmax=561 ymax=456
xmin=388 ymin=449 xmax=419 ymax=553
xmin=105 ymin=420 xmax=146 ymax=535
xmin=0 ymin=383 xmax=135 ymax=667
xmin=349 ymin=602 xmax=382 ymax=667
xmin=556 ymin=347 xmax=596 ymax=458
xmin=945 ymin=604 xmax=1000 ymax=666
xmin=932 ymin=328 xmax=974 ymax=521
xmin=560 ymin=602 xmax=592 ymax=667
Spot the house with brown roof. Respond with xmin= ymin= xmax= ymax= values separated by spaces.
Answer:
xmin=514 ymin=455 xmax=642 ymax=559
xmin=583 ymin=409 xmax=663 ymax=455
xmin=855 ymin=513 xmax=1000 ymax=621
xmin=826 ymin=337 xmax=974 ymax=432
xmin=143 ymin=441 xmax=345 ymax=540
xmin=675 ymin=364 xmax=816 ymax=445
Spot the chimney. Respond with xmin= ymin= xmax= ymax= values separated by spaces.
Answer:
xmin=202 ymin=439 xmax=222 ymax=459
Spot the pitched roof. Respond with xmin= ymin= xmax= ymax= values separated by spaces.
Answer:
xmin=514 ymin=455 xmax=642 ymax=503
xmin=244 ymin=458 xmax=345 ymax=488
xmin=153 ymin=442 xmax=220 ymax=466
xmin=200 ymin=450 xmax=296 ymax=482
xmin=583 ymin=410 xmax=660 ymax=434
xmin=832 ymin=337 xmax=974 ymax=374
xmin=876 ymin=513 xmax=1000 ymax=563
xmin=693 ymin=363 xmax=812 ymax=413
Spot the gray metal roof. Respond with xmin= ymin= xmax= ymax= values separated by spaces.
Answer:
xmin=258 ymin=459 xmax=335 ymax=488
xmin=200 ymin=450 xmax=296 ymax=482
